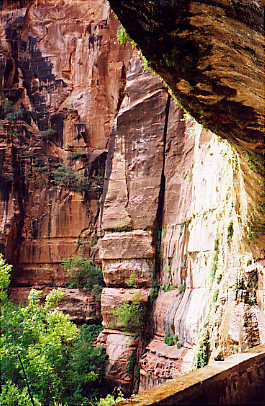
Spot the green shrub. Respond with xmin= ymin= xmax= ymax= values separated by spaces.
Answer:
xmin=112 ymin=297 xmax=146 ymax=335
xmin=2 ymin=99 xmax=28 ymax=122
xmin=62 ymin=256 xmax=104 ymax=295
xmin=178 ymin=284 xmax=185 ymax=295
xmin=67 ymin=151 xmax=89 ymax=161
xmin=96 ymin=389 xmax=124 ymax=406
xmin=116 ymin=25 xmax=131 ymax=44
xmin=53 ymin=164 xmax=89 ymax=193
xmin=194 ymin=332 xmax=210 ymax=368
xmin=150 ymin=280 xmax=159 ymax=303
xmin=1 ymin=255 xmax=109 ymax=405
xmin=40 ymin=128 xmax=56 ymax=140
xmin=164 ymin=333 xmax=178 ymax=346
xmin=161 ymin=283 xmax=174 ymax=292
xmin=126 ymin=272 xmax=137 ymax=288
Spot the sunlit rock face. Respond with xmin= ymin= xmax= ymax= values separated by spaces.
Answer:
xmin=0 ymin=0 xmax=131 ymax=323
xmin=1 ymin=0 xmax=264 ymax=397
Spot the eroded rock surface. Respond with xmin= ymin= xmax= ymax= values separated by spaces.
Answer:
xmin=0 ymin=0 xmax=132 ymax=322
xmin=1 ymin=0 xmax=264 ymax=398
xmin=109 ymin=0 xmax=265 ymax=251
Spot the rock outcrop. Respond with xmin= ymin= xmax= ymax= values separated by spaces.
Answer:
xmin=1 ymin=0 xmax=264 ymax=398
xmin=109 ymin=0 xmax=265 ymax=252
xmin=0 ymin=0 xmax=132 ymax=323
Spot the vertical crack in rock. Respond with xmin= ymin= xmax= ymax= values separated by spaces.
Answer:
xmin=10 ymin=143 xmax=25 ymax=267
xmin=155 ymin=94 xmax=171 ymax=276
xmin=99 ymin=121 xmax=116 ymax=233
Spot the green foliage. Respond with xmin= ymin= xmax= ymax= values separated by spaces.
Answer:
xmin=135 ymin=364 xmax=140 ymax=381
xmin=126 ymin=271 xmax=137 ymax=289
xmin=164 ymin=333 xmax=178 ymax=346
xmin=194 ymin=329 xmax=210 ymax=369
xmin=126 ymin=351 xmax=137 ymax=375
xmin=62 ymin=256 xmax=104 ymax=299
xmin=53 ymin=164 xmax=89 ymax=193
xmin=96 ymin=389 xmax=125 ymax=406
xmin=67 ymin=151 xmax=89 ymax=161
xmin=40 ymin=128 xmax=56 ymax=141
xmin=116 ymin=24 xmax=131 ymax=44
xmin=1 ymin=256 xmax=108 ymax=405
xmin=210 ymin=240 xmax=219 ymax=281
xmin=112 ymin=296 xmax=146 ymax=335
xmin=178 ymin=284 xmax=185 ymax=295
xmin=235 ymin=271 xmax=257 ymax=305
xmin=64 ymin=324 xmax=108 ymax=405
xmin=161 ymin=283 xmax=174 ymax=292
xmin=150 ymin=280 xmax=159 ymax=303
xmin=227 ymin=221 xmax=233 ymax=248
xmin=2 ymin=99 xmax=28 ymax=122
xmin=0 ymin=254 xmax=12 ymax=301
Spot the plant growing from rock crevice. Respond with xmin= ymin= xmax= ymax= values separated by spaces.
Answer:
xmin=62 ymin=256 xmax=104 ymax=300
xmin=112 ymin=294 xmax=146 ymax=336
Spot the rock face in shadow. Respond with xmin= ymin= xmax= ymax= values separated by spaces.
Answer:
xmin=1 ymin=0 xmax=264 ymax=398
xmin=109 ymin=0 xmax=265 ymax=252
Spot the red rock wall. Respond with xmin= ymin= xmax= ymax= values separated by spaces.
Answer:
xmin=1 ymin=0 xmax=264 ymax=398
xmin=0 ymin=0 xmax=132 ymax=324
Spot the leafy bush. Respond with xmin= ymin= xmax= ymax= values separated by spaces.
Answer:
xmin=2 ymin=99 xmax=28 ymax=122
xmin=112 ymin=296 xmax=146 ymax=336
xmin=96 ymin=389 xmax=124 ymax=406
xmin=53 ymin=164 xmax=89 ymax=193
xmin=126 ymin=271 xmax=137 ymax=288
xmin=0 ymin=255 xmax=108 ymax=405
xmin=164 ymin=333 xmax=178 ymax=346
xmin=62 ymin=256 xmax=105 ymax=297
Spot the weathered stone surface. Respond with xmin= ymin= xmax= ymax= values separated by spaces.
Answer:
xmin=114 ymin=344 xmax=265 ymax=406
xmin=153 ymin=289 xmax=208 ymax=346
xmin=101 ymin=287 xmax=150 ymax=329
xmin=99 ymin=231 xmax=155 ymax=260
xmin=0 ymin=0 xmax=132 ymax=286
xmin=139 ymin=336 xmax=194 ymax=392
xmin=97 ymin=329 xmax=139 ymax=396
xmin=1 ymin=0 xmax=265 ymax=399
xmin=109 ymin=0 xmax=265 ymax=252
xmin=102 ymin=258 xmax=154 ymax=288
xmin=102 ymin=58 xmax=167 ymax=231
xmin=9 ymin=287 xmax=101 ymax=323
xmin=109 ymin=1 xmax=264 ymax=152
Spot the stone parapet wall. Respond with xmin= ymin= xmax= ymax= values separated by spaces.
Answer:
xmin=116 ymin=344 xmax=265 ymax=405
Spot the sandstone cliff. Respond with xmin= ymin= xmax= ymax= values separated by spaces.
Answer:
xmin=0 ymin=0 xmax=264 ymax=398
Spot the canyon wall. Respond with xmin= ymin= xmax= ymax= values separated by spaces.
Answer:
xmin=1 ymin=0 xmax=264 ymax=397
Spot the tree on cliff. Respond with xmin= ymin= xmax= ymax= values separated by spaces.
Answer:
xmin=0 ymin=255 xmax=108 ymax=406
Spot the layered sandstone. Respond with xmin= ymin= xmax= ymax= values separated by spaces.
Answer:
xmin=0 ymin=0 xmax=132 ymax=322
xmin=109 ymin=0 xmax=265 ymax=253
xmin=1 ymin=0 xmax=264 ymax=398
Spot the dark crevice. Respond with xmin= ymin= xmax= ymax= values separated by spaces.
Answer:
xmin=155 ymin=93 xmax=171 ymax=279
xmin=99 ymin=122 xmax=117 ymax=234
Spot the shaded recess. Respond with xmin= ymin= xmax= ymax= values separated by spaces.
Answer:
xmin=109 ymin=0 xmax=265 ymax=248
